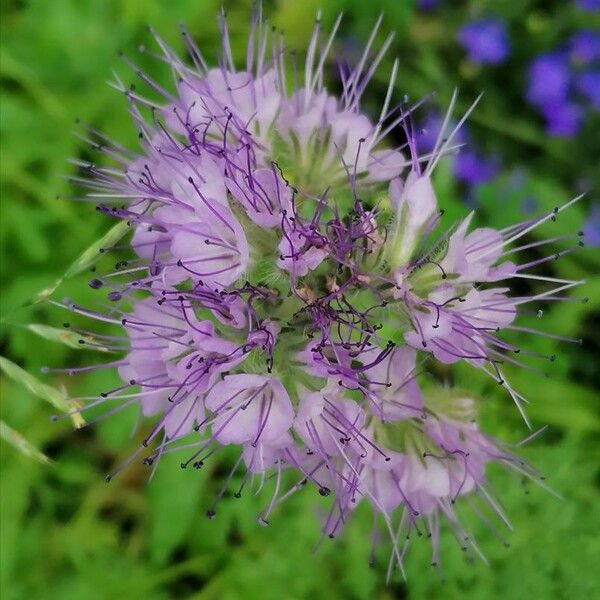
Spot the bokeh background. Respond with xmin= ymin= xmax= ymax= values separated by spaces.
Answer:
xmin=1 ymin=1 xmax=599 ymax=599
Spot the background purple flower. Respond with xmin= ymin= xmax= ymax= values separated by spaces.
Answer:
xmin=453 ymin=149 xmax=501 ymax=185
xmin=458 ymin=19 xmax=510 ymax=65
xmin=526 ymin=52 xmax=571 ymax=108
xmin=541 ymin=102 xmax=583 ymax=137
xmin=417 ymin=0 xmax=441 ymax=10
xmin=582 ymin=204 xmax=600 ymax=246
xmin=569 ymin=30 xmax=600 ymax=64
xmin=577 ymin=70 xmax=600 ymax=110
xmin=576 ymin=0 xmax=600 ymax=12
xmin=416 ymin=112 xmax=466 ymax=154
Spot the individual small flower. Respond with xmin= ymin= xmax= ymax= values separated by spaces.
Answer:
xmin=294 ymin=381 xmax=366 ymax=458
xmin=205 ymin=374 xmax=294 ymax=447
xmin=388 ymin=171 xmax=439 ymax=265
xmin=366 ymin=347 xmax=423 ymax=421
xmin=227 ymin=167 xmax=292 ymax=229
xmin=521 ymin=196 xmax=538 ymax=213
xmin=416 ymin=113 xmax=444 ymax=154
xmin=440 ymin=214 xmax=516 ymax=283
xmin=526 ymin=52 xmax=571 ymax=108
xmin=569 ymin=30 xmax=600 ymax=64
xmin=458 ymin=19 xmax=510 ymax=65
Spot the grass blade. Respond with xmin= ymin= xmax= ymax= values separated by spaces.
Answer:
xmin=64 ymin=220 xmax=129 ymax=279
xmin=0 ymin=420 xmax=52 ymax=465
xmin=0 ymin=356 xmax=85 ymax=428
xmin=22 ymin=220 xmax=129 ymax=307
xmin=25 ymin=323 xmax=112 ymax=352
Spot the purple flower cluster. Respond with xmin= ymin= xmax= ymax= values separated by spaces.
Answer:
xmin=55 ymin=13 xmax=584 ymax=573
xmin=526 ymin=30 xmax=600 ymax=137
xmin=452 ymin=11 xmax=599 ymax=138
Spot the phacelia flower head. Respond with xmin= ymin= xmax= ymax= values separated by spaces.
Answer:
xmin=52 ymin=10 xmax=585 ymax=578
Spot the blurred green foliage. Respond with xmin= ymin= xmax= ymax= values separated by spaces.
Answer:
xmin=1 ymin=1 xmax=599 ymax=598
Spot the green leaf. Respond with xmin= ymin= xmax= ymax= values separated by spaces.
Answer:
xmin=0 ymin=420 xmax=52 ymax=465
xmin=148 ymin=452 xmax=206 ymax=565
xmin=0 ymin=356 xmax=85 ymax=428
